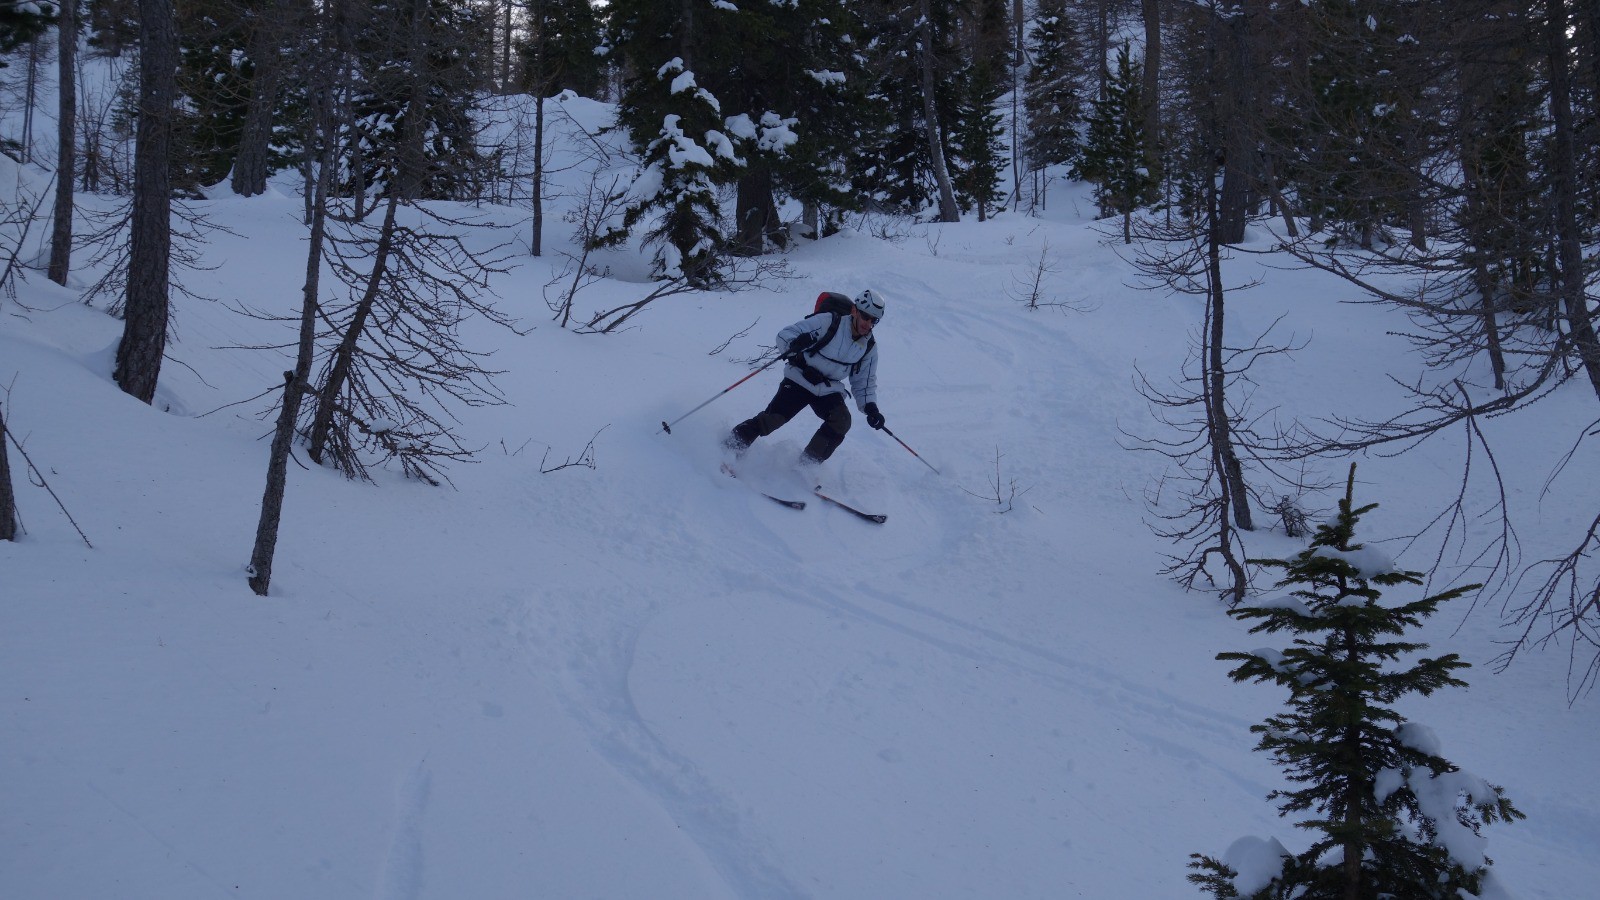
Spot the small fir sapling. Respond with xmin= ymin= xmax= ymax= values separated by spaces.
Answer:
xmin=1189 ymin=465 xmax=1523 ymax=899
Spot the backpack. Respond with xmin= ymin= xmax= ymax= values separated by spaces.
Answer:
xmin=803 ymin=291 xmax=874 ymax=377
xmin=813 ymin=291 xmax=854 ymax=317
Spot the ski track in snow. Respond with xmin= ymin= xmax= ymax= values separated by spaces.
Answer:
xmin=531 ymin=607 xmax=808 ymax=900
xmin=720 ymin=549 xmax=1271 ymax=800
xmin=376 ymin=759 xmax=431 ymax=900
xmin=506 ymin=482 xmax=810 ymax=900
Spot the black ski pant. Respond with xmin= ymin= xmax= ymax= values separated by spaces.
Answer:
xmin=731 ymin=378 xmax=852 ymax=462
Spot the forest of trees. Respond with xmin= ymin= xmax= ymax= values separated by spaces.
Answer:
xmin=3 ymin=1 xmax=1598 ymax=671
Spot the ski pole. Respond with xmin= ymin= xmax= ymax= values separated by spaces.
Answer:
xmin=880 ymin=425 xmax=940 ymax=474
xmin=660 ymin=356 xmax=781 ymax=434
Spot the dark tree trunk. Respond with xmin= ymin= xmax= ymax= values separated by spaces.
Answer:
xmin=529 ymin=0 xmax=546 ymax=256
xmin=733 ymin=168 xmax=779 ymax=256
xmin=1546 ymin=0 xmax=1600 ymax=400
xmin=1208 ymin=167 xmax=1253 ymax=534
xmin=532 ymin=91 xmax=545 ymax=255
xmin=48 ymin=0 xmax=76 ymax=286
xmin=249 ymin=85 xmax=335 ymax=596
xmin=1012 ymin=0 xmax=1025 ymax=211
xmin=1216 ymin=7 xmax=1257 ymax=245
xmin=1340 ymin=636 xmax=1365 ymax=900
xmin=0 ymin=401 xmax=17 ymax=542
xmin=1261 ymin=153 xmax=1299 ymax=237
xmin=1473 ymin=264 xmax=1509 ymax=391
xmin=1141 ymin=0 xmax=1162 ymax=188
xmin=919 ymin=0 xmax=960 ymax=222
xmin=501 ymin=0 xmax=512 ymax=90
xmin=248 ymin=371 xmax=298 ymax=594
xmin=114 ymin=0 xmax=176 ymax=404
xmin=231 ymin=0 xmax=292 ymax=197
xmin=1581 ymin=0 xmax=1600 ymax=97
xmin=307 ymin=191 xmax=400 ymax=464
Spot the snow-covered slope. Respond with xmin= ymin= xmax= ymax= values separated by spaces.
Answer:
xmin=2 ymin=101 xmax=1596 ymax=898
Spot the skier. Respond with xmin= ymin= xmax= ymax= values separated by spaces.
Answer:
xmin=726 ymin=289 xmax=888 ymax=465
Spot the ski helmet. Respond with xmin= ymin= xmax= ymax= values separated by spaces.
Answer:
xmin=853 ymin=289 xmax=885 ymax=322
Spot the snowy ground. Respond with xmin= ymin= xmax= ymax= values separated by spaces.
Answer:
xmin=3 ymin=96 xmax=1598 ymax=899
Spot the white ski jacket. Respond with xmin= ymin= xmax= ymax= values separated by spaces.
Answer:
xmin=777 ymin=312 xmax=879 ymax=409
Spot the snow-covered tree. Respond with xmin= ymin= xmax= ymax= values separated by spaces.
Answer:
xmin=602 ymin=46 xmax=736 ymax=284
xmin=1191 ymin=466 xmax=1523 ymax=900
xmin=604 ymin=0 xmax=869 ymax=278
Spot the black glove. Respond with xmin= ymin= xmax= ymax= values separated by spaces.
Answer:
xmin=864 ymin=402 xmax=885 ymax=430
xmin=782 ymin=334 xmax=814 ymax=365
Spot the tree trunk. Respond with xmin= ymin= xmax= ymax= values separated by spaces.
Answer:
xmin=22 ymin=37 xmax=40 ymax=162
xmin=1580 ymin=0 xmax=1600 ymax=99
xmin=307 ymin=191 xmax=400 ymax=464
xmin=734 ymin=168 xmax=778 ymax=255
xmin=231 ymin=0 xmax=292 ymax=197
xmin=918 ymin=0 xmax=960 ymax=223
xmin=1095 ymin=0 xmax=1110 ymax=100
xmin=1140 ymin=0 xmax=1161 ymax=189
xmin=1546 ymin=0 xmax=1600 ymax=400
xmin=1012 ymin=0 xmax=1024 ymax=212
xmin=48 ymin=0 xmax=76 ymax=286
xmin=1474 ymin=265 xmax=1509 ymax=391
xmin=1261 ymin=153 xmax=1298 ymax=238
xmin=1340 ymin=630 xmax=1365 ymax=900
xmin=114 ymin=0 xmax=176 ymax=405
xmin=1216 ymin=8 xmax=1256 ymax=245
xmin=249 ymin=84 xmax=336 ymax=595
xmin=501 ymin=0 xmax=512 ymax=91
xmin=1209 ymin=172 xmax=1253 ymax=534
xmin=532 ymin=91 xmax=545 ymax=256
xmin=0 ymin=401 xmax=17 ymax=542
xmin=530 ymin=0 xmax=546 ymax=256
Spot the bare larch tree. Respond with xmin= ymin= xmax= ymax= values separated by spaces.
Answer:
xmin=113 ymin=0 xmax=176 ymax=403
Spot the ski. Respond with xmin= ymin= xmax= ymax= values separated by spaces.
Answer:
xmin=812 ymin=486 xmax=887 ymax=524
xmin=721 ymin=462 xmax=806 ymax=510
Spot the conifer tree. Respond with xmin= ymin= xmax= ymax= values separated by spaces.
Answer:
xmin=342 ymin=0 xmax=490 ymax=201
xmin=1078 ymin=43 xmax=1156 ymax=240
xmin=516 ymin=0 xmax=605 ymax=99
xmin=0 ymin=0 xmax=56 ymax=64
xmin=176 ymin=0 xmax=255 ymax=190
xmin=1289 ymin=0 xmax=1427 ymax=249
xmin=1022 ymin=0 xmax=1083 ymax=173
xmin=86 ymin=0 xmax=137 ymax=56
xmin=604 ymin=0 xmax=868 ymax=276
xmin=852 ymin=0 xmax=963 ymax=218
xmin=772 ymin=0 xmax=871 ymax=239
xmin=602 ymin=0 xmax=736 ymax=284
xmin=1190 ymin=465 xmax=1523 ymax=900
xmin=952 ymin=61 xmax=1008 ymax=220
